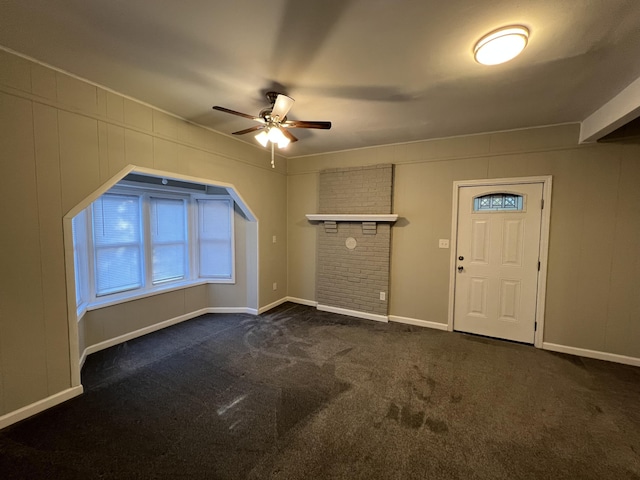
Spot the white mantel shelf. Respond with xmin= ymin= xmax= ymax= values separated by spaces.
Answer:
xmin=305 ymin=214 xmax=398 ymax=222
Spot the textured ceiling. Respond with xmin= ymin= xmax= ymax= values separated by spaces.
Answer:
xmin=2 ymin=0 xmax=640 ymax=157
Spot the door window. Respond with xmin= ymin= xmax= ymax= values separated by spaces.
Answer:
xmin=473 ymin=193 xmax=523 ymax=212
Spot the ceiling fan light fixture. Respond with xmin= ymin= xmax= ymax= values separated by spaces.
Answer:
xmin=277 ymin=136 xmax=291 ymax=149
xmin=255 ymin=126 xmax=290 ymax=149
xmin=267 ymin=126 xmax=286 ymax=144
xmin=474 ymin=26 xmax=529 ymax=65
xmin=255 ymin=130 xmax=269 ymax=147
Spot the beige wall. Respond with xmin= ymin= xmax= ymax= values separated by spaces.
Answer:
xmin=287 ymin=124 xmax=640 ymax=359
xmin=0 ymin=49 xmax=288 ymax=417
xmin=287 ymin=173 xmax=318 ymax=301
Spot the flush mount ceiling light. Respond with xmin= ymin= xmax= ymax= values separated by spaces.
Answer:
xmin=474 ymin=26 xmax=529 ymax=65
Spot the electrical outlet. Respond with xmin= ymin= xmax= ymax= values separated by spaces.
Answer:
xmin=439 ymin=239 xmax=450 ymax=249
xmin=272 ymin=235 xmax=277 ymax=244
xmin=379 ymin=291 xmax=386 ymax=301
xmin=273 ymin=282 xmax=277 ymax=291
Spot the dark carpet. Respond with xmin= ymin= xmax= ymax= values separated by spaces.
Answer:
xmin=1 ymin=303 xmax=639 ymax=479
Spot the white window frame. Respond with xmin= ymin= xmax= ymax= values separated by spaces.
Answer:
xmin=73 ymin=184 xmax=236 ymax=313
xmin=72 ymin=209 xmax=90 ymax=312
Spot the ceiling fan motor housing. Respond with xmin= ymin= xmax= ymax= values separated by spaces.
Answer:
xmin=265 ymin=91 xmax=281 ymax=105
xmin=259 ymin=107 xmax=284 ymax=123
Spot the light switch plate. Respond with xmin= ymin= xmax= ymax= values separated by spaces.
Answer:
xmin=439 ymin=239 xmax=450 ymax=249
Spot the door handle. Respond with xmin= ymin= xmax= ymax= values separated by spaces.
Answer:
xmin=457 ymin=266 xmax=464 ymax=272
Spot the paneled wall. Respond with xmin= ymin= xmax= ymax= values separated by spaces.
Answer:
xmin=287 ymin=125 xmax=640 ymax=359
xmin=0 ymin=49 xmax=288 ymax=419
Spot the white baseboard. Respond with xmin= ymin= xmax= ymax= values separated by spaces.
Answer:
xmin=258 ymin=297 xmax=289 ymax=314
xmin=209 ymin=307 xmax=257 ymax=315
xmin=257 ymin=296 xmax=317 ymax=314
xmin=388 ymin=315 xmax=448 ymax=331
xmin=0 ymin=386 xmax=83 ymax=431
xmin=317 ymin=304 xmax=388 ymax=323
xmin=286 ymin=296 xmax=318 ymax=307
xmin=542 ymin=342 xmax=640 ymax=367
xmin=79 ymin=348 xmax=89 ymax=370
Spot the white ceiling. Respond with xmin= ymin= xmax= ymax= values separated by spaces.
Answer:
xmin=2 ymin=0 xmax=640 ymax=157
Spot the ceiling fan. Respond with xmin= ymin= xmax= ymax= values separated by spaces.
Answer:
xmin=213 ymin=92 xmax=331 ymax=166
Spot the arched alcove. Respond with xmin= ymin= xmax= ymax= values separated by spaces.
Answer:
xmin=63 ymin=165 xmax=259 ymax=388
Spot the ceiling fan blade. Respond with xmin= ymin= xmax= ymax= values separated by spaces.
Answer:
xmin=281 ymin=120 xmax=332 ymax=130
xmin=281 ymin=128 xmax=298 ymax=143
xmin=232 ymin=125 xmax=265 ymax=136
xmin=271 ymin=94 xmax=295 ymax=120
xmin=212 ymin=106 xmax=264 ymax=123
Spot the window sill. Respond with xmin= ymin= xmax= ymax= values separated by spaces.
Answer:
xmin=82 ymin=278 xmax=234 ymax=315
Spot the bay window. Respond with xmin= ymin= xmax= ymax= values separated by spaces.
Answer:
xmin=73 ymin=184 xmax=234 ymax=312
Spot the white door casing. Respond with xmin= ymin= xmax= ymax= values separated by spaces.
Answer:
xmin=448 ymin=177 xmax=552 ymax=347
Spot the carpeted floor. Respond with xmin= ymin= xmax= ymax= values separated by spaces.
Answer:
xmin=1 ymin=302 xmax=639 ymax=479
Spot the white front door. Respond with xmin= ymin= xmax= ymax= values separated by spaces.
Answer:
xmin=453 ymin=183 xmax=543 ymax=343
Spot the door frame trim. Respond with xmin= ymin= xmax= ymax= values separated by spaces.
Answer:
xmin=447 ymin=176 xmax=553 ymax=348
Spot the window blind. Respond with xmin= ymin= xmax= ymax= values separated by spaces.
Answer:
xmin=150 ymin=197 xmax=187 ymax=284
xmin=92 ymin=194 xmax=143 ymax=296
xmin=198 ymin=199 xmax=233 ymax=278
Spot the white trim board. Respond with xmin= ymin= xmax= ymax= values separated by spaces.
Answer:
xmin=305 ymin=214 xmax=398 ymax=222
xmin=0 ymin=386 xmax=83 ymax=431
xmin=258 ymin=297 xmax=289 ymax=314
xmin=543 ymin=343 xmax=640 ymax=368
xmin=317 ymin=304 xmax=388 ymax=323
xmin=580 ymin=75 xmax=640 ymax=143
xmin=283 ymin=299 xmax=390 ymax=324
xmin=258 ymin=296 xmax=319 ymax=313
xmin=286 ymin=297 xmax=318 ymax=307
xmin=210 ymin=307 xmax=258 ymax=315
xmin=388 ymin=315 xmax=448 ymax=331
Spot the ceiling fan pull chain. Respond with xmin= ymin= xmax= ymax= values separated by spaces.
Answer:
xmin=271 ymin=143 xmax=275 ymax=168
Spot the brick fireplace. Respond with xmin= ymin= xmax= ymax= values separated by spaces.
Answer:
xmin=311 ymin=164 xmax=395 ymax=320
